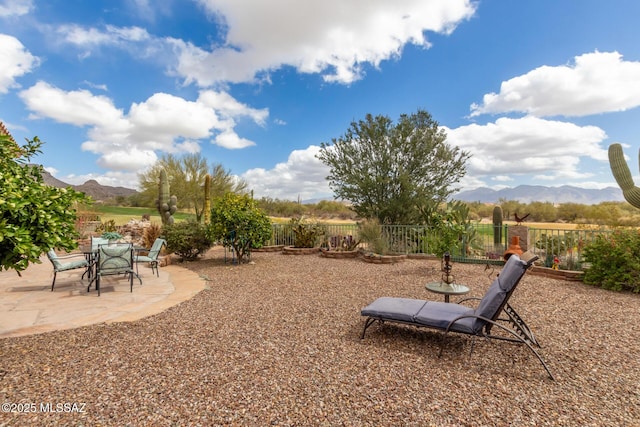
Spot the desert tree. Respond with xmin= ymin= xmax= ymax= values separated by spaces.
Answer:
xmin=317 ymin=109 xmax=470 ymax=224
xmin=138 ymin=153 xmax=247 ymax=222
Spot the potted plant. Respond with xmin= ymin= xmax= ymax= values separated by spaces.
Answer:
xmin=101 ymin=231 xmax=123 ymax=244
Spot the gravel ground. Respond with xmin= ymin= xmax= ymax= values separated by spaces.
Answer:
xmin=1 ymin=248 xmax=639 ymax=426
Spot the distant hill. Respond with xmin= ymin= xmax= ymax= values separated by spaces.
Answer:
xmin=39 ymin=168 xmax=138 ymax=202
xmin=454 ymin=185 xmax=624 ymax=205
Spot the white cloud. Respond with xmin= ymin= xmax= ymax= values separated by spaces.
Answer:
xmin=241 ymin=145 xmax=332 ymax=200
xmin=20 ymin=81 xmax=124 ymax=126
xmin=0 ymin=34 xmax=38 ymax=93
xmin=19 ymin=82 xmax=268 ymax=170
xmin=445 ymin=116 xmax=609 ymax=184
xmin=470 ymin=51 xmax=640 ymax=117
xmin=198 ymin=90 xmax=268 ymax=125
xmin=175 ymin=0 xmax=476 ymax=85
xmin=57 ymin=24 xmax=151 ymax=47
xmin=47 ymin=2 xmax=475 ymax=87
xmin=0 ymin=0 xmax=33 ymax=17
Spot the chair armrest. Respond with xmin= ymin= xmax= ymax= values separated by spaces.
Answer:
xmin=52 ymin=252 xmax=87 ymax=260
xmin=456 ymin=296 xmax=481 ymax=306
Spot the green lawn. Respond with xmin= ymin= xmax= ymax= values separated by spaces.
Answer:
xmin=90 ymin=206 xmax=194 ymax=226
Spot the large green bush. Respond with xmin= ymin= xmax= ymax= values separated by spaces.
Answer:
xmin=0 ymin=136 xmax=89 ymax=273
xmin=582 ymin=229 xmax=640 ymax=292
xmin=209 ymin=193 xmax=272 ymax=264
xmin=163 ymin=219 xmax=213 ymax=261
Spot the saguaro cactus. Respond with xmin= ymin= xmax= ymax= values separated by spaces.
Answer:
xmin=492 ymin=205 xmax=503 ymax=245
xmin=203 ymin=173 xmax=211 ymax=225
xmin=156 ymin=168 xmax=177 ymax=225
xmin=608 ymin=143 xmax=640 ymax=209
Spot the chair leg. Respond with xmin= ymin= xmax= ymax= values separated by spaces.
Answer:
xmin=153 ymin=261 xmax=159 ymax=277
xmin=360 ymin=318 xmax=378 ymax=339
xmin=51 ymin=271 xmax=57 ymax=291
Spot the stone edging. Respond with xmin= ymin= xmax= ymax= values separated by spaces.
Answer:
xmin=361 ymin=253 xmax=407 ymax=264
xmin=529 ymin=265 xmax=584 ymax=281
xmin=320 ymin=249 xmax=360 ymax=259
xmin=282 ymin=246 xmax=321 ymax=255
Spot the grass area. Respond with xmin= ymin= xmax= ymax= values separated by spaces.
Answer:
xmin=86 ymin=206 xmax=609 ymax=231
xmin=89 ymin=206 xmax=194 ymax=226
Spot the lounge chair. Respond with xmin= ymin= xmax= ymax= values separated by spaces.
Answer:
xmin=46 ymin=249 xmax=91 ymax=291
xmin=360 ymin=253 xmax=554 ymax=379
xmin=134 ymin=238 xmax=166 ymax=277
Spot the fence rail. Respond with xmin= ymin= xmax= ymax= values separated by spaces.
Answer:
xmin=267 ymin=223 xmax=612 ymax=268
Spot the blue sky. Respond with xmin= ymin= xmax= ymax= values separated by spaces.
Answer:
xmin=2 ymin=0 xmax=640 ymax=201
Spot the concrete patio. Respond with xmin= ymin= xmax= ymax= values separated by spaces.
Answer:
xmin=0 ymin=254 xmax=207 ymax=338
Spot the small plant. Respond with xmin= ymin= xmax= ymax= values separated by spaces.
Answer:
xmin=328 ymin=234 xmax=360 ymax=251
xmin=101 ymin=231 xmax=123 ymax=241
xmin=290 ymin=216 xmax=324 ymax=248
xmin=142 ymin=222 xmax=163 ymax=249
xmin=95 ymin=219 xmax=117 ymax=234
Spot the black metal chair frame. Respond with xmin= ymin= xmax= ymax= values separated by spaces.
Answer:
xmin=361 ymin=254 xmax=554 ymax=380
xmin=88 ymin=243 xmax=142 ymax=296
xmin=46 ymin=250 xmax=91 ymax=292
xmin=134 ymin=238 xmax=167 ymax=277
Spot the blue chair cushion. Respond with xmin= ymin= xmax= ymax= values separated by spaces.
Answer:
xmin=361 ymin=297 xmax=427 ymax=323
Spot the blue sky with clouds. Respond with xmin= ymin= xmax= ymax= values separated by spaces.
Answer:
xmin=1 ymin=0 xmax=640 ymax=201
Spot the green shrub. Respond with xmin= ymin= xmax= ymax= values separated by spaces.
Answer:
xmin=289 ymin=216 xmax=324 ymax=248
xmin=582 ymin=229 xmax=640 ymax=292
xmin=163 ymin=219 xmax=213 ymax=261
xmin=209 ymin=193 xmax=272 ymax=263
xmin=358 ymin=219 xmax=389 ymax=255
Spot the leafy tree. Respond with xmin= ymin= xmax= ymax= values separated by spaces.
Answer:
xmin=209 ymin=193 xmax=272 ymax=264
xmin=557 ymin=203 xmax=587 ymax=222
xmin=0 ymin=136 xmax=90 ymax=273
xmin=138 ymin=153 xmax=247 ymax=222
xmin=498 ymin=199 xmax=526 ymax=222
xmin=527 ymin=201 xmax=558 ymax=222
xmin=317 ymin=109 xmax=470 ymax=224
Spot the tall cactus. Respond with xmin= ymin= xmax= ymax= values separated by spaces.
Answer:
xmin=156 ymin=168 xmax=177 ymax=225
xmin=203 ymin=173 xmax=211 ymax=225
xmin=608 ymin=143 xmax=640 ymax=208
xmin=492 ymin=205 xmax=503 ymax=245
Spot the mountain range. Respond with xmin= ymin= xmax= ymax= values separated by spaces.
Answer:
xmin=39 ymin=167 xmax=624 ymax=205
xmin=40 ymin=168 xmax=138 ymax=202
xmin=454 ymin=185 xmax=624 ymax=205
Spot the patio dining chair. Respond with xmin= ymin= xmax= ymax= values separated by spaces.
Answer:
xmin=90 ymin=236 xmax=109 ymax=252
xmin=89 ymin=243 xmax=141 ymax=296
xmin=360 ymin=252 xmax=554 ymax=379
xmin=134 ymin=238 xmax=166 ymax=277
xmin=46 ymin=249 xmax=91 ymax=291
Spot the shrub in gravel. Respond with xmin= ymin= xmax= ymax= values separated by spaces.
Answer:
xmin=582 ymin=228 xmax=640 ymax=292
xmin=163 ymin=219 xmax=214 ymax=261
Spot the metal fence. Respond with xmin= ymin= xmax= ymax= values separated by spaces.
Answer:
xmin=267 ymin=222 xmax=612 ymax=268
